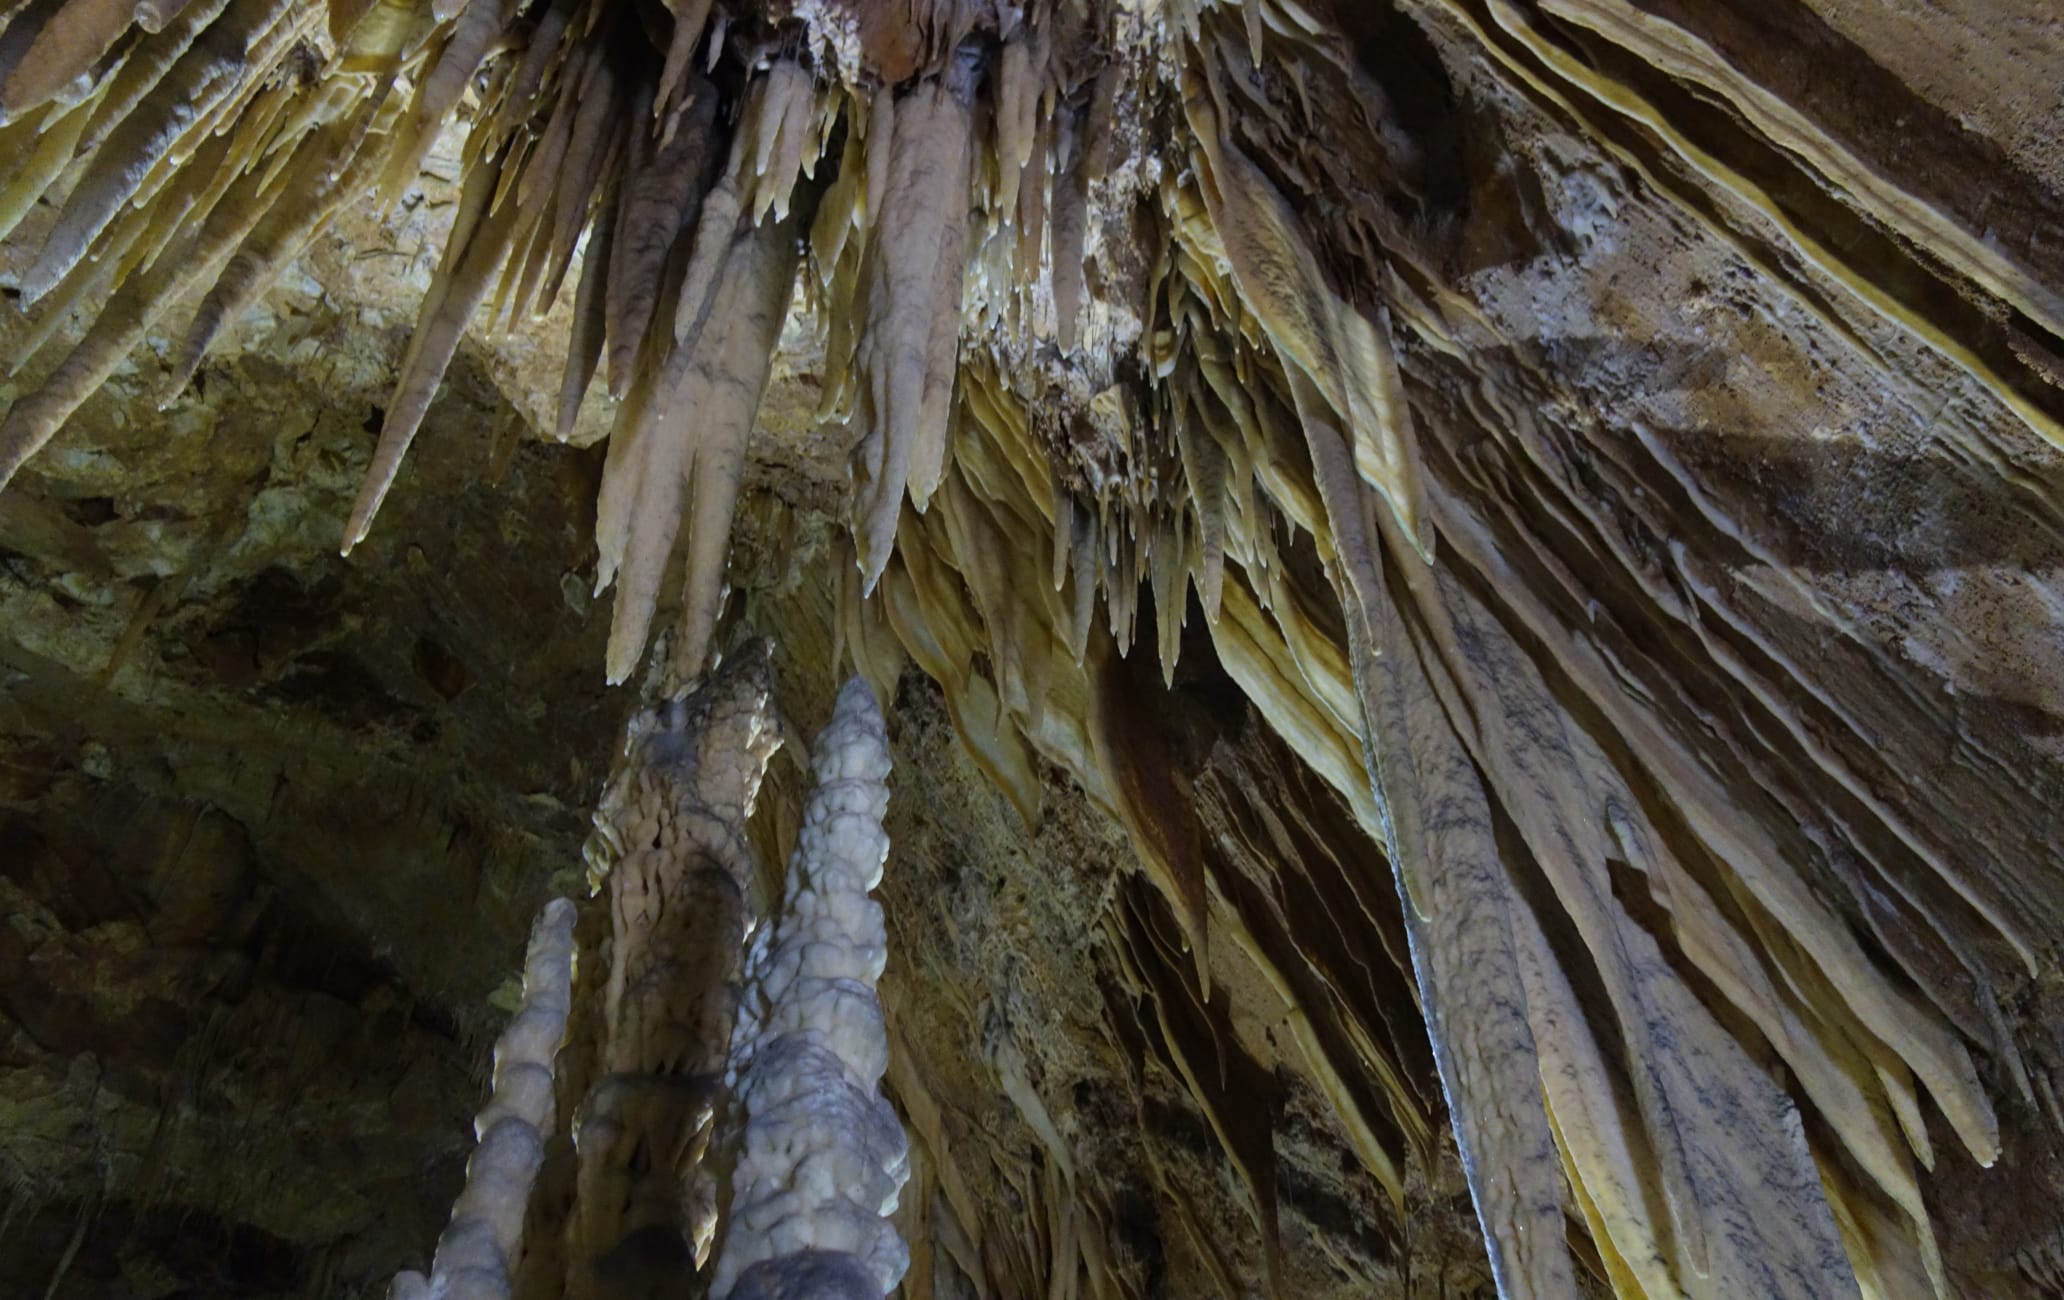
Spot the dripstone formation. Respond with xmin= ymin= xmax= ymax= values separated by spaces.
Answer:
xmin=2 ymin=0 xmax=2062 ymax=1297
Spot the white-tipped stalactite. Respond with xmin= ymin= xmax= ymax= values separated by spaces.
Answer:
xmin=709 ymin=677 xmax=909 ymax=1300
xmin=4 ymin=2 xmax=2059 ymax=1294
xmin=392 ymin=897 xmax=577 ymax=1300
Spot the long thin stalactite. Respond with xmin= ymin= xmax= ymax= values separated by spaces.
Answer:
xmin=3 ymin=0 xmax=2060 ymax=1295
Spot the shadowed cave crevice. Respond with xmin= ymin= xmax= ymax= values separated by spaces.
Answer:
xmin=2 ymin=0 xmax=2063 ymax=1296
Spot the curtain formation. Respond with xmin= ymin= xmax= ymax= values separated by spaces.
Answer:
xmin=3 ymin=0 xmax=2059 ymax=1295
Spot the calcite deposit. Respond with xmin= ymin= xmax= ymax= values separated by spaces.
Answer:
xmin=2 ymin=0 xmax=2061 ymax=1297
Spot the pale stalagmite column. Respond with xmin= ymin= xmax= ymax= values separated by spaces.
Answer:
xmin=709 ymin=676 xmax=910 ymax=1300
xmin=393 ymin=897 xmax=578 ymax=1300
xmin=567 ymin=639 xmax=783 ymax=1297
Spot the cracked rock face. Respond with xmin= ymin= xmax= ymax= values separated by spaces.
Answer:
xmin=0 ymin=264 xmax=620 ymax=1294
xmin=3 ymin=0 xmax=2064 ymax=1297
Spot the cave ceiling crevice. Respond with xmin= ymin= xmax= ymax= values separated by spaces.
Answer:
xmin=1 ymin=0 xmax=2062 ymax=1296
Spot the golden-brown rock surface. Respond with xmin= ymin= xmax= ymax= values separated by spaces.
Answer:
xmin=2 ymin=0 xmax=2061 ymax=1296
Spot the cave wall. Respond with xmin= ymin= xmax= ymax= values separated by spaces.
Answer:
xmin=0 ymin=0 xmax=2061 ymax=1296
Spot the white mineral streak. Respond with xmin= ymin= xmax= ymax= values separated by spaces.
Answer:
xmin=711 ymin=677 xmax=910 ymax=1300
xmin=391 ymin=897 xmax=577 ymax=1300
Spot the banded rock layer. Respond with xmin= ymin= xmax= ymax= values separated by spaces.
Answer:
xmin=1 ymin=0 xmax=2061 ymax=1297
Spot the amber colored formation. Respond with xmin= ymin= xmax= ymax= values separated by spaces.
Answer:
xmin=3 ymin=0 xmax=2063 ymax=1296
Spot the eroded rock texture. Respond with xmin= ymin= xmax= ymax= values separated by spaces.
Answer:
xmin=0 ymin=308 xmax=617 ymax=1293
xmin=2 ymin=0 xmax=2062 ymax=1297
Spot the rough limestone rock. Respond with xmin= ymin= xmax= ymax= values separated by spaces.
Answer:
xmin=1 ymin=0 xmax=2062 ymax=1297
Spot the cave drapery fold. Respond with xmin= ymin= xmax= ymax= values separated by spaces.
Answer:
xmin=2 ymin=0 xmax=2062 ymax=1295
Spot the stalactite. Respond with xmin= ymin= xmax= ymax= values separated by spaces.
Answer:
xmin=602 ymin=79 xmax=714 ymax=398
xmin=553 ymin=181 xmax=615 ymax=441
xmin=599 ymin=189 xmax=807 ymax=688
xmin=0 ymin=0 xmax=147 ymax=114
xmin=343 ymin=139 xmax=526 ymax=551
xmin=850 ymin=52 xmax=977 ymax=589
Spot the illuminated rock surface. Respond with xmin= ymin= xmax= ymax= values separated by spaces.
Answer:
xmin=2 ymin=0 xmax=2062 ymax=1295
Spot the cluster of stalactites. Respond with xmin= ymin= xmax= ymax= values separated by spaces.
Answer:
xmin=0 ymin=0 xmax=1143 ymax=697
xmin=392 ymin=897 xmax=576 ymax=1300
xmin=709 ymin=675 xmax=909 ymax=1300
xmin=582 ymin=1 xmax=1142 ymax=690
xmin=2 ymin=0 xmax=2035 ymax=1297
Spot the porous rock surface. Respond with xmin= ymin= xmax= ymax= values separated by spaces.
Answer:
xmin=2 ymin=0 xmax=2062 ymax=1296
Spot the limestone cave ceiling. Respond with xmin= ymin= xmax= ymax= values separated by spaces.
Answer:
xmin=0 ymin=0 xmax=2061 ymax=1295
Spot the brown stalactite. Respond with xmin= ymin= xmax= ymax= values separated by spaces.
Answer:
xmin=2 ymin=0 xmax=2063 ymax=1296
